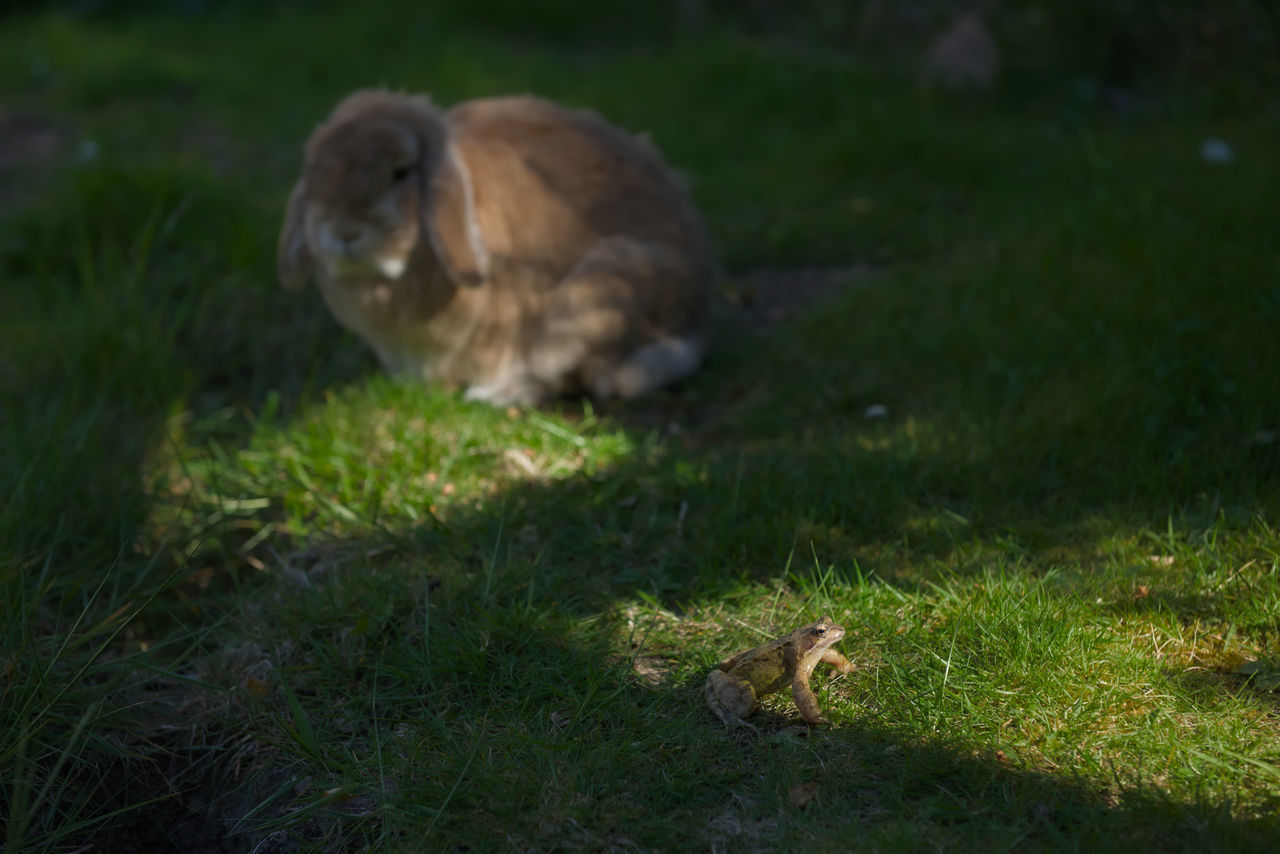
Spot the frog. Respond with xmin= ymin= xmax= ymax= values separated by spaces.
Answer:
xmin=705 ymin=615 xmax=854 ymax=727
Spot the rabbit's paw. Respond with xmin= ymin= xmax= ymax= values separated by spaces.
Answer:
xmin=464 ymin=373 xmax=543 ymax=407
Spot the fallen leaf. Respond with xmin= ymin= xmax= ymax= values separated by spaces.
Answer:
xmin=1132 ymin=585 xmax=1151 ymax=599
xmin=245 ymin=676 xmax=270 ymax=699
xmin=788 ymin=781 xmax=820 ymax=809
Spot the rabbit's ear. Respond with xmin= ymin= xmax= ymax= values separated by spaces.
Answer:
xmin=278 ymin=179 xmax=314 ymax=291
xmin=424 ymin=144 xmax=489 ymax=287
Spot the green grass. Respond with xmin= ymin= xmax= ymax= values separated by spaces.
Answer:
xmin=3 ymin=2 xmax=1280 ymax=851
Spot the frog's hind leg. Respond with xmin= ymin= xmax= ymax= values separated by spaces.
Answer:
xmin=714 ymin=650 xmax=751 ymax=672
xmin=705 ymin=669 xmax=757 ymax=727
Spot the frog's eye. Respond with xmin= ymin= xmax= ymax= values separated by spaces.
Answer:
xmin=813 ymin=626 xmax=826 ymax=637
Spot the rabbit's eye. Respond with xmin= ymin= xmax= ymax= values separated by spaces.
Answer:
xmin=391 ymin=165 xmax=413 ymax=183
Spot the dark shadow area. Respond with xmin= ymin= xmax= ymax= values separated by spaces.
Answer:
xmin=0 ymin=159 xmax=377 ymax=850
xmin=13 ymin=0 xmax=1279 ymax=96
xmin=0 ymin=160 xmax=375 ymax=559
xmin=5 ymin=0 xmax=684 ymax=49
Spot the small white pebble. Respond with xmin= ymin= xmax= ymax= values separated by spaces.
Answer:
xmin=863 ymin=404 xmax=888 ymax=419
xmin=1201 ymin=138 xmax=1234 ymax=164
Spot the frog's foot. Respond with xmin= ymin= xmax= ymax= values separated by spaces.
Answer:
xmin=705 ymin=669 xmax=758 ymax=727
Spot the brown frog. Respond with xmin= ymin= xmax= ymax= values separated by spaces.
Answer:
xmin=705 ymin=615 xmax=854 ymax=726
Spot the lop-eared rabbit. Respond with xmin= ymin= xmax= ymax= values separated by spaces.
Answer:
xmin=278 ymin=89 xmax=715 ymax=405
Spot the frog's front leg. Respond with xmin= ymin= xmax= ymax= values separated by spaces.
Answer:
xmin=822 ymin=649 xmax=855 ymax=675
xmin=791 ymin=673 xmax=829 ymax=725
xmin=706 ymin=669 xmax=758 ymax=726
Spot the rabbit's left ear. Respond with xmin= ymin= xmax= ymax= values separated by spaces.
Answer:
xmin=278 ymin=178 xmax=314 ymax=291
xmin=424 ymin=144 xmax=489 ymax=287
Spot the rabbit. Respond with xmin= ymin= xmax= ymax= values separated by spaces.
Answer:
xmin=277 ymin=89 xmax=716 ymax=406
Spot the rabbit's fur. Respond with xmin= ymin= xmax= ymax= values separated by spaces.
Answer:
xmin=278 ymin=89 xmax=716 ymax=405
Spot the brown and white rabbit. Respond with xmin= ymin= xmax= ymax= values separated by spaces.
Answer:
xmin=277 ymin=89 xmax=716 ymax=405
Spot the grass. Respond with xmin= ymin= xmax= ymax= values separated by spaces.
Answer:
xmin=2 ymin=1 xmax=1280 ymax=850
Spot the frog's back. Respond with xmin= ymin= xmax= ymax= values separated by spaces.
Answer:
xmin=730 ymin=647 xmax=791 ymax=697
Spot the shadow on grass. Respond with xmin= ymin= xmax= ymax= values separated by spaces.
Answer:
xmin=0 ymin=160 xmax=381 ymax=850
xmin=0 ymin=160 xmax=373 ymax=559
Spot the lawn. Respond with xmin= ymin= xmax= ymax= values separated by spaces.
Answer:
xmin=2 ymin=2 xmax=1280 ymax=851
